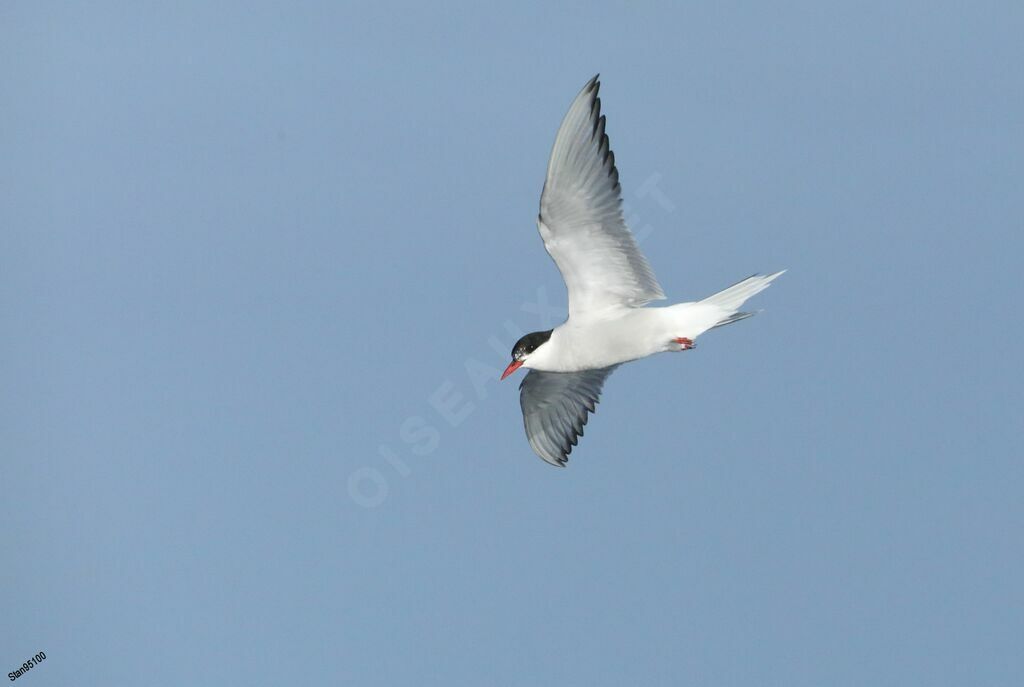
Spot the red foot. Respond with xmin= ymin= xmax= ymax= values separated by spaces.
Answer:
xmin=673 ymin=337 xmax=695 ymax=350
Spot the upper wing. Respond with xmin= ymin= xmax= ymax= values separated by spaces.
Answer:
xmin=538 ymin=75 xmax=665 ymax=318
xmin=519 ymin=366 xmax=618 ymax=467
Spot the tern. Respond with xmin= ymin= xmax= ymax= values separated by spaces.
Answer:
xmin=501 ymin=75 xmax=784 ymax=467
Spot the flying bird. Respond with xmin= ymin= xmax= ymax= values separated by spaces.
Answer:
xmin=502 ymin=75 xmax=784 ymax=466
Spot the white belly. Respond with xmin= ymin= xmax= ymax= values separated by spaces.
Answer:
xmin=524 ymin=303 xmax=726 ymax=372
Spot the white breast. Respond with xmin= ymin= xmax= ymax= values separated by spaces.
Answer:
xmin=525 ymin=309 xmax=666 ymax=372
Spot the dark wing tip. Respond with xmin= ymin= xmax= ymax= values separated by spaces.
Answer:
xmin=583 ymin=87 xmax=619 ymax=182
xmin=594 ymin=112 xmax=606 ymax=142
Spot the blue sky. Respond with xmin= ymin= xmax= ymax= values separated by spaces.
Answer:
xmin=3 ymin=2 xmax=1022 ymax=685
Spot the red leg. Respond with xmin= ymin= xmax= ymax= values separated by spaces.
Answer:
xmin=673 ymin=337 xmax=695 ymax=350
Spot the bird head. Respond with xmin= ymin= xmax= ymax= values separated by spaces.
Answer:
xmin=501 ymin=329 xmax=553 ymax=379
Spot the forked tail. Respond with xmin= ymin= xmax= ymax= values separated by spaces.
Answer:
xmin=702 ymin=271 xmax=786 ymax=329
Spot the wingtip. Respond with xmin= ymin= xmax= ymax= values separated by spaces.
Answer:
xmin=539 ymin=453 xmax=568 ymax=468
